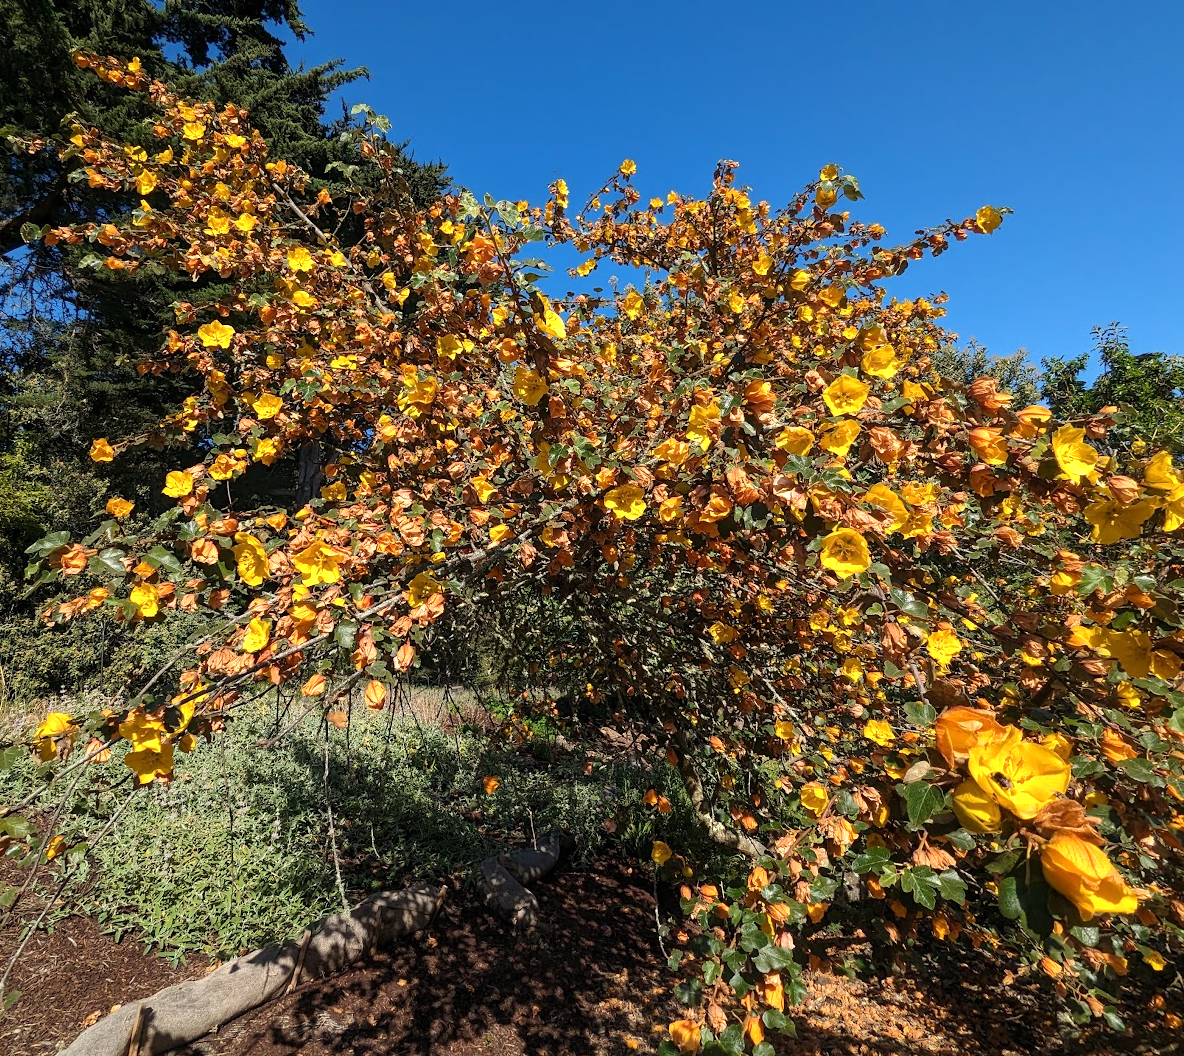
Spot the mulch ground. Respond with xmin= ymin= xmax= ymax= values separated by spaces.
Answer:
xmin=1 ymin=854 xmax=1180 ymax=1056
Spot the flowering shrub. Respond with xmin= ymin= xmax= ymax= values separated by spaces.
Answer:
xmin=10 ymin=53 xmax=1184 ymax=1051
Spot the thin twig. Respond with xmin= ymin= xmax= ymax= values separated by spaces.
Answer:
xmin=322 ymin=737 xmax=348 ymax=913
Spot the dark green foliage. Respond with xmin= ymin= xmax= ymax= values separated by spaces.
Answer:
xmin=0 ymin=0 xmax=446 ymax=703
xmin=1041 ymin=323 xmax=1184 ymax=454
xmin=929 ymin=338 xmax=1042 ymax=405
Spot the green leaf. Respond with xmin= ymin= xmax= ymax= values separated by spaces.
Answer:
xmin=0 ymin=746 xmax=24 ymax=773
xmin=761 ymin=1010 xmax=789 ymax=1031
xmin=986 ymin=848 xmax=1024 ymax=876
xmin=753 ymin=944 xmax=796 ymax=975
xmin=851 ymin=845 xmax=891 ymax=873
xmin=674 ymin=979 xmax=702 ymax=1006
xmin=897 ymin=781 xmax=945 ymax=826
xmin=936 ymin=870 xmax=967 ymax=903
xmin=904 ymin=700 xmax=936 ymax=725
xmin=334 ymin=621 xmax=358 ymax=652
xmin=1102 ymin=1011 xmax=1125 ymax=1032
xmin=25 ymin=531 xmax=70 ymax=556
xmin=998 ymin=876 xmax=1024 ymax=921
xmin=1078 ymin=565 xmax=1111 ymax=596
xmin=145 ymin=545 xmax=182 ymax=575
xmin=718 ymin=1023 xmax=745 ymax=1054
xmin=1119 ymin=757 xmax=1160 ymax=785
xmin=0 ymin=816 xmax=32 ymax=840
xmin=946 ymin=828 xmax=977 ymax=852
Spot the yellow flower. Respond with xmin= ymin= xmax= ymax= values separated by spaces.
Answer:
xmin=1041 ymin=832 xmax=1138 ymax=920
xmin=35 ymin=712 xmax=77 ymax=761
xmin=966 ymin=727 xmax=1071 ymax=819
xmin=1143 ymin=450 xmax=1181 ymax=491
xmin=125 ymin=744 xmax=175 ymax=785
xmin=252 ymin=393 xmax=283 ymax=420
xmin=818 ymin=419 xmax=860 ymax=457
xmin=1082 ymin=497 xmax=1155 ymax=544
xmin=512 ymin=367 xmax=548 ymax=406
xmin=623 ymin=290 xmax=644 ymax=320
xmin=253 ymin=437 xmax=282 ymax=465
xmin=130 ymin=582 xmax=159 ymax=618
xmin=241 ymin=617 xmax=270 ymax=653
xmin=1040 ymin=731 xmax=1074 ymax=760
xmin=619 ymin=159 xmax=637 ymax=177
xmin=197 ymin=320 xmax=235 ymax=349
xmin=926 ymin=628 xmax=963 ymax=669
xmin=1163 ymin=484 xmax=1184 ymax=532
xmin=800 ymin=782 xmax=828 ymax=816
xmin=862 ymin=718 xmax=894 ymax=747
xmin=604 ymin=484 xmax=646 ymax=520
xmin=1051 ymin=425 xmax=1099 ymax=483
xmin=774 ymin=719 xmax=794 ymax=740
xmin=818 ymin=528 xmax=871 ymax=578
xmin=488 ymin=523 xmax=512 ymax=544
xmin=209 ymin=453 xmax=238 ymax=481
xmin=776 ymin=426 xmax=814 ymax=455
xmin=292 ymin=539 xmax=343 ymax=586
xmin=162 ymin=470 xmax=193 ymax=498
xmin=861 ymin=344 xmax=900 ymax=379
xmin=105 ymin=497 xmax=134 ymax=518
xmin=534 ymin=295 xmax=567 ymax=340
xmin=951 ymin=779 xmax=1003 ymax=833
xmin=89 ymin=438 xmax=115 ymax=462
xmin=232 ymin=534 xmax=269 ymax=587
xmin=841 ymin=656 xmax=863 ymax=682
xmin=287 ymin=246 xmax=314 ymax=272
xmin=976 ymin=205 xmax=1003 ymax=234
xmin=652 ymin=840 xmax=673 ymax=866
xmin=204 ymin=207 xmax=231 ymax=235
xmin=406 ymin=571 xmax=443 ymax=608
xmin=398 ymin=372 xmax=439 ymax=414
xmin=135 ymin=169 xmax=157 ymax=195
xmin=822 ymin=374 xmax=870 ymax=416
xmin=182 ymin=121 xmax=206 ymax=141
xmin=863 ymin=483 xmax=908 ymax=533
xmin=653 ymin=437 xmax=691 ymax=465
xmin=686 ymin=400 xmax=721 ymax=452
xmin=470 ymin=477 xmax=496 ymax=503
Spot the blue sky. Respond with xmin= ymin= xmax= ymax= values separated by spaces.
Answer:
xmin=289 ymin=0 xmax=1182 ymax=373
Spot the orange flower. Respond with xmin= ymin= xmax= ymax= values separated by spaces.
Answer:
xmin=934 ymin=706 xmax=1005 ymax=767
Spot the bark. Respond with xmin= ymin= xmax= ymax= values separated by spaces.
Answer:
xmin=672 ymin=734 xmax=768 ymax=860
xmin=295 ymin=439 xmax=324 ymax=507
xmin=477 ymin=830 xmax=564 ymax=931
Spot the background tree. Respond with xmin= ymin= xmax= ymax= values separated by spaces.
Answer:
xmin=1041 ymin=323 xmax=1184 ymax=454
xmin=928 ymin=338 xmax=1041 ymax=405
xmin=0 ymin=0 xmax=445 ymax=702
